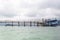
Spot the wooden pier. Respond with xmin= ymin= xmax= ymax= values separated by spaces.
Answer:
xmin=0 ymin=21 xmax=41 ymax=27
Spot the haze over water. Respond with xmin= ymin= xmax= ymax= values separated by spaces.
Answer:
xmin=0 ymin=26 xmax=59 ymax=40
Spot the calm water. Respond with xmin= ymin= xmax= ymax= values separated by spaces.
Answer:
xmin=0 ymin=26 xmax=60 ymax=40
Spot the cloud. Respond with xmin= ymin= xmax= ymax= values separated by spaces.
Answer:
xmin=24 ymin=0 xmax=60 ymax=19
xmin=0 ymin=0 xmax=60 ymax=20
xmin=0 ymin=10 xmax=17 ymax=17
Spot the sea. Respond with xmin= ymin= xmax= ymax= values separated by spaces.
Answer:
xmin=0 ymin=26 xmax=60 ymax=40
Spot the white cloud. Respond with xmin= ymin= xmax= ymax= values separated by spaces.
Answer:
xmin=0 ymin=0 xmax=60 ymax=20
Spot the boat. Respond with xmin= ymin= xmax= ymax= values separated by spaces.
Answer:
xmin=40 ymin=19 xmax=58 ymax=26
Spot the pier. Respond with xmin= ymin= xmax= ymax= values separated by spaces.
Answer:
xmin=0 ymin=18 xmax=58 ymax=27
xmin=0 ymin=21 xmax=41 ymax=27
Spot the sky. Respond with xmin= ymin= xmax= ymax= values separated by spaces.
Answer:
xmin=0 ymin=0 xmax=60 ymax=21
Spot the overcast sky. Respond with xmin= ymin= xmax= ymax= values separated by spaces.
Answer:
xmin=0 ymin=0 xmax=60 ymax=21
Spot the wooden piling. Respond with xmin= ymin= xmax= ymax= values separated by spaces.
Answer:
xmin=33 ymin=21 xmax=35 ymax=26
xmin=12 ymin=21 xmax=13 ymax=27
xmin=5 ymin=21 xmax=6 ymax=26
xmin=18 ymin=21 xmax=20 ymax=26
xmin=37 ymin=22 xmax=39 ymax=26
xmin=30 ymin=21 xmax=32 ymax=26
xmin=24 ymin=21 xmax=25 ymax=27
